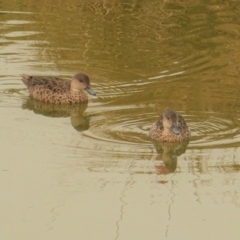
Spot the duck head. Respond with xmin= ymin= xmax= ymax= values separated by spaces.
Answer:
xmin=71 ymin=72 xmax=96 ymax=96
xmin=162 ymin=109 xmax=180 ymax=135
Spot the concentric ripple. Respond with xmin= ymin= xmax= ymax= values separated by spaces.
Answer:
xmin=78 ymin=106 xmax=240 ymax=155
xmin=81 ymin=105 xmax=153 ymax=156
xmin=188 ymin=112 xmax=240 ymax=149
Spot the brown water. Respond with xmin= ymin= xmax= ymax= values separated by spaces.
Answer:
xmin=1 ymin=1 xmax=240 ymax=239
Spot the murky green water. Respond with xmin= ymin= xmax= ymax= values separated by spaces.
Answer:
xmin=1 ymin=1 xmax=240 ymax=239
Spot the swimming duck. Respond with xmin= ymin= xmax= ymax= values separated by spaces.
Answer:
xmin=21 ymin=72 xmax=96 ymax=104
xmin=149 ymin=108 xmax=190 ymax=142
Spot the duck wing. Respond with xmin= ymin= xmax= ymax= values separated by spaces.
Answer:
xmin=22 ymin=74 xmax=70 ymax=92
xmin=177 ymin=114 xmax=188 ymax=130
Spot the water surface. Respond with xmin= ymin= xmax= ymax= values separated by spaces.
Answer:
xmin=1 ymin=1 xmax=240 ymax=239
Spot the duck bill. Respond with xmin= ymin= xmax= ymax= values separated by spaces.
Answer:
xmin=85 ymin=86 xmax=96 ymax=96
xmin=171 ymin=124 xmax=180 ymax=135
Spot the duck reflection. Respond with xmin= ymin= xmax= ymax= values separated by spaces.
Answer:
xmin=22 ymin=98 xmax=91 ymax=132
xmin=152 ymin=141 xmax=189 ymax=174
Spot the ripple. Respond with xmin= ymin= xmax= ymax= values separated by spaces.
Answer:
xmin=4 ymin=20 xmax=33 ymax=25
xmin=80 ymin=107 xmax=240 ymax=154
xmin=84 ymin=105 xmax=151 ymax=144
xmin=148 ymin=71 xmax=185 ymax=80
xmin=93 ymin=69 xmax=187 ymax=102
xmin=189 ymin=112 xmax=240 ymax=149
xmin=0 ymin=11 xmax=33 ymax=14
xmin=4 ymin=31 xmax=40 ymax=37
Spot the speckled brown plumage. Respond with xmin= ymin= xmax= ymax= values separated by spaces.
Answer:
xmin=149 ymin=108 xmax=191 ymax=142
xmin=21 ymin=72 xmax=95 ymax=104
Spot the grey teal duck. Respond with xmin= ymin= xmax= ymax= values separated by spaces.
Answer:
xmin=149 ymin=108 xmax=190 ymax=142
xmin=22 ymin=72 xmax=95 ymax=104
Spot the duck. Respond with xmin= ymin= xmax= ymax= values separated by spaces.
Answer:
xmin=21 ymin=72 xmax=96 ymax=104
xmin=149 ymin=108 xmax=190 ymax=142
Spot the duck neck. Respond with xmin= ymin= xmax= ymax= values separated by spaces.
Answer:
xmin=70 ymin=79 xmax=84 ymax=94
xmin=163 ymin=128 xmax=173 ymax=135
xmin=70 ymin=88 xmax=81 ymax=93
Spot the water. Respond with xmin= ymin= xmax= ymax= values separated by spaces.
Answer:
xmin=1 ymin=1 xmax=240 ymax=239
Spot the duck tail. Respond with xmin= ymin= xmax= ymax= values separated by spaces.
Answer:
xmin=21 ymin=74 xmax=30 ymax=86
